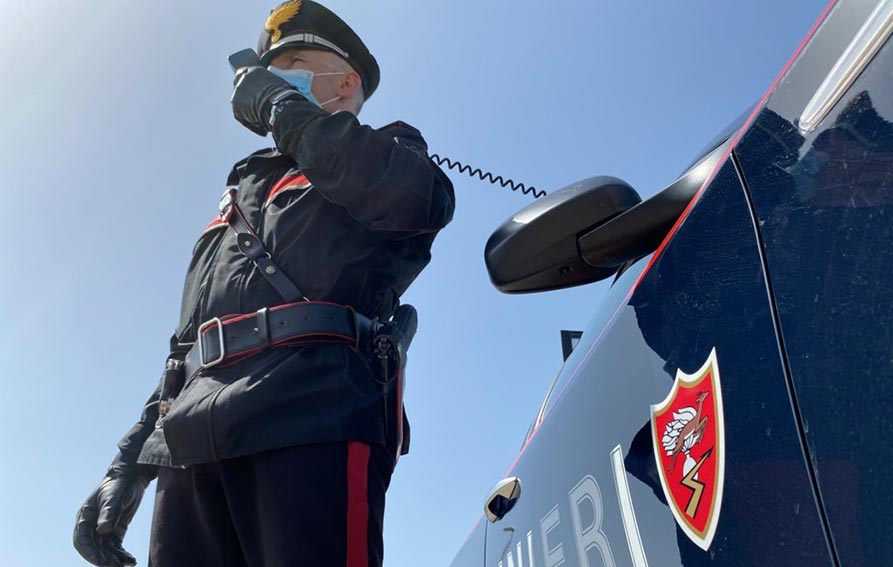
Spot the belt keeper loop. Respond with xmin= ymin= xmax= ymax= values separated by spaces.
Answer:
xmin=256 ymin=307 xmax=271 ymax=349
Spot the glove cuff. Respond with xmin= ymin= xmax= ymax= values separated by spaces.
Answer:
xmin=268 ymin=91 xmax=307 ymax=129
xmin=108 ymin=452 xmax=157 ymax=485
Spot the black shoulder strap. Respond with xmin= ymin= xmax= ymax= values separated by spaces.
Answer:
xmin=218 ymin=189 xmax=307 ymax=303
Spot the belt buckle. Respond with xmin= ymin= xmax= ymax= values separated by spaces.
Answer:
xmin=198 ymin=317 xmax=226 ymax=369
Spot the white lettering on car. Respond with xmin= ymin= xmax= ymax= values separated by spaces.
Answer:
xmin=540 ymin=504 xmax=566 ymax=567
xmin=610 ymin=444 xmax=649 ymax=566
xmin=495 ymin=443 xmax=654 ymax=566
xmin=498 ymin=531 xmax=537 ymax=567
xmin=569 ymin=475 xmax=616 ymax=567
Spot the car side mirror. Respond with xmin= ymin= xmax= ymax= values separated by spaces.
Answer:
xmin=578 ymin=137 xmax=732 ymax=269
xmin=485 ymin=176 xmax=641 ymax=293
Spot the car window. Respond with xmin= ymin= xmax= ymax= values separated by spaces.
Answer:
xmin=682 ymin=104 xmax=754 ymax=173
xmin=521 ymin=368 xmax=561 ymax=447
xmin=526 ymin=256 xmax=652 ymax=442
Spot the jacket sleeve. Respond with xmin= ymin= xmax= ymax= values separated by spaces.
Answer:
xmin=113 ymin=335 xmax=186 ymax=476
xmin=112 ymin=378 xmax=162 ymax=477
xmin=271 ymin=99 xmax=455 ymax=235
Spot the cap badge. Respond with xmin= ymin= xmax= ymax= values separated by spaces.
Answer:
xmin=266 ymin=0 xmax=303 ymax=43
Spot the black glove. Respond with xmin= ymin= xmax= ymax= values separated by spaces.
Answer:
xmin=73 ymin=462 xmax=155 ymax=566
xmin=231 ymin=66 xmax=303 ymax=136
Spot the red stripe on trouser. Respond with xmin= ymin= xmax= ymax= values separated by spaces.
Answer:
xmin=346 ymin=442 xmax=371 ymax=567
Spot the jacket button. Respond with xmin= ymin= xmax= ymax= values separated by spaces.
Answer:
xmin=265 ymin=266 xmax=276 ymax=275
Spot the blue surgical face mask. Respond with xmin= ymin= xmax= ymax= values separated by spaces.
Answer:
xmin=267 ymin=67 xmax=344 ymax=108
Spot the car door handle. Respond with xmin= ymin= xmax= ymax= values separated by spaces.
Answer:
xmin=484 ymin=477 xmax=522 ymax=522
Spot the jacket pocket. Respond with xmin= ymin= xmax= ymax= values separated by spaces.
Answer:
xmin=161 ymin=375 xmax=229 ymax=464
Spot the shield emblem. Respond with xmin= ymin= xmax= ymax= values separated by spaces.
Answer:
xmin=650 ymin=347 xmax=725 ymax=550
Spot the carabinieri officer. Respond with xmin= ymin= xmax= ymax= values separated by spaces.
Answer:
xmin=73 ymin=2 xmax=455 ymax=565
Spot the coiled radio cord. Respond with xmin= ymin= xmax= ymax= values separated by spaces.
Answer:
xmin=429 ymin=154 xmax=547 ymax=200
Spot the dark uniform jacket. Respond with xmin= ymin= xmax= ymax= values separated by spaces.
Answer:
xmin=116 ymin=99 xmax=454 ymax=469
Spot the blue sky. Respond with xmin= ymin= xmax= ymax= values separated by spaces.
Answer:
xmin=0 ymin=1 xmax=829 ymax=565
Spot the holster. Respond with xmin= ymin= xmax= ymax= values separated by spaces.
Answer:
xmin=156 ymin=358 xmax=187 ymax=427
xmin=134 ymin=352 xmax=192 ymax=469
xmin=371 ymin=304 xmax=418 ymax=460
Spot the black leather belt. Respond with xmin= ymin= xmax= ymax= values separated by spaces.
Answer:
xmin=183 ymin=301 xmax=379 ymax=378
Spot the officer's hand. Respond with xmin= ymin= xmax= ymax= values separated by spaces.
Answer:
xmin=73 ymin=464 xmax=153 ymax=566
xmin=231 ymin=66 xmax=301 ymax=136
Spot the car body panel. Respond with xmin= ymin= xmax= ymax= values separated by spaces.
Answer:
xmin=452 ymin=518 xmax=486 ymax=567
xmin=736 ymin=2 xmax=893 ymax=563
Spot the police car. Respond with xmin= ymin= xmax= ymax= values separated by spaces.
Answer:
xmin=450 ymin=1 xmax=892 ymax=565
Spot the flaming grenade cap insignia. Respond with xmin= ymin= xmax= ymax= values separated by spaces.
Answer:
xmin=266 ymin=0 xmax=303 ymax=44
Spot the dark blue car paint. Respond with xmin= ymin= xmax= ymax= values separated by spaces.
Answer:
xmin=451 ymin=0 xmax=892 ymax=564
xmin=736 ymin=13 xmax=893 ymax=567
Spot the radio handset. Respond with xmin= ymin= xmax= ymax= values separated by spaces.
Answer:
xmin=228 ymin=48 xmax=263 ymax=73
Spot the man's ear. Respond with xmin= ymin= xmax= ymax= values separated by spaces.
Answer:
xmin=337 ymin=71 xmax=362 ymax=100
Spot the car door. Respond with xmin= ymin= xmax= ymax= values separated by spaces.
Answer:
xmin=481 ymin=154 xmax=834 ymax=566
xmin=735 ymin=1 xmax=893 ymax=564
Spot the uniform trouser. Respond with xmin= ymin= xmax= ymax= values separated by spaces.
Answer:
xmin=148 ymin=442 xmax=395 ymax=567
